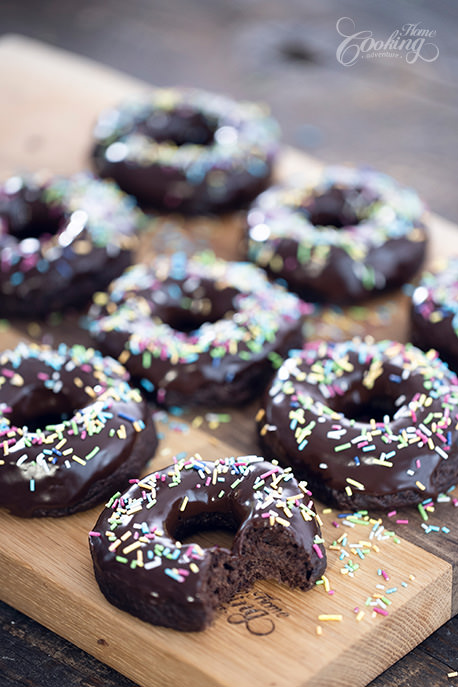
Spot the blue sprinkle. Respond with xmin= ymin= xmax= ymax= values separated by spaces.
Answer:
xmin=10 ymin=272 xmax=24 ymax=286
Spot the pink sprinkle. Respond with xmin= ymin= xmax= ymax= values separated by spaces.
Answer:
xmin=416 ymin=459 xmax=421 ymax=469
xmin=332 ymin=521 xmax=339 ymax=528
xmin=387 ymin=510 xmax=396 ymax=518
xmin=374 ymin=607 xmax=389 ymax=616
xmin=205 ymin=476 xmax=211 ymax=487
xmin=381 ymin=569 xmax=389 ymax=581
xmin=328 ymin=590 xmax=335 ymax=596
xmin=129 ymin=479 xmax=139 ymax=483
xmin=88 ymin=531 xmax=101 ymax=537
xmin=396 ymin=519 xmax=409 ymax=525
xmin=37 ymin=372 xmax=49 ymax=381
xmin=2 ymin=368 xmax=14 ymax=378
xmin=260 ymin=468 xmax=279 ymax=479
xmin=313 ymin=543 xmax=324 ymax=559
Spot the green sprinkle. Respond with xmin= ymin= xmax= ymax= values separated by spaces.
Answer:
xmin=418 ymin=503 xmax=429 ymax=521
xmin=85 ymin=446 xmax=100 ymax=460
xmin=334 ymin=442 xmax=352 ymax=452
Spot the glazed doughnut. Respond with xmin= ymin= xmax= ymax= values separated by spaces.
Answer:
xmin=247 ymin=166 xmax=427 ymax=304
xmin=0 ymin=342 xmax=157 ymax=517
xmin=0 ymin=172 xmax=142 ymax=318
xmin=411 ymin=257 xmax=458 ymax=373
xmin=87 ymin=252 xmax=307 ymax=406
xmin=92 ymin=88 xmax=279 ymax=214
xmin=89 ymin=454 xmax=326 ymax=632
xmin=257 ymin=339 xmax=458 ymax=510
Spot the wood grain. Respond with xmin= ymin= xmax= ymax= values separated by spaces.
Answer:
xmin=0 ymin=34 xmax=457 ymax=687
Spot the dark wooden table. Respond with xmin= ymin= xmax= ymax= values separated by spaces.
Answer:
xmin=0 ymin=1 xmax=457 ymax=685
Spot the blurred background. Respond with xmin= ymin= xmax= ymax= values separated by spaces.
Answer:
xmin=1 ymin=0 xmax=457 ymax=218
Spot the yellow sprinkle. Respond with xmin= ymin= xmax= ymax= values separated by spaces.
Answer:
xmin=73 ymin=377 xmax=84 ymax=388
xmin=133 ymin=421 xmax=143 ymax=432
xmin=72 ymin=456 xmax=86 ymax=465
xmin=447 ymin=671 xmax=458 ymax=678
xmin=118 ymin=350 xmax=130 ymax=364
xmin=275 ymin=516 xmax=291 ymax=527
xmin=255 ymin=408 xmax=265 ymax=422
xmin=190 ymin=563 xmax=199 ymax=573
xmin=136 ymin=550 xmax=144 ymax=567
xmin=316 ymin=625 xmax=323 ymax=636
xmin=117 ymin=424 xmax=127 ymax=439
xmin=345 ymin=486 xmax=353 ymax=496
xmin=322 ymin=575 xmax=330 ymax=592
xmin=416 ymin=480 xmax=426 ymax=491
xmin=180 ymin=496 xmax=189 ymax=512
xmin=346 ymin=477 xmax=365 ymax=491
xmin=108 ymin=539 xmax=121 ymax=552
xmin=3 ymin=440 xmax=9 ymax=456
xmin=356 ymin=610 xmax=365 ymax=622
xmin=318 ymin=614 xmax=343 ymax=622
xmin=84 ymin=385 xmax=96 ymax=398
xmin=123 ymin=541 xmax=142 ymax=555
xmin=322 ymin=508 xmax=333 ymax=514
xmin=191 ymin=416 xmax=203 ymax=428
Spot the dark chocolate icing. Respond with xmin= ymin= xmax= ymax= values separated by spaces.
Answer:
xmin=0 ymin=173 xmax=142 ymax=318
xmin=257 ymin=339 xmax=458 ymax=510
xmin=88 ymin=254 xmax=308 ymax=407
xmin=89 ymin=455 xmax=326 ymax=631
xmin=247 ymin=166 xmax=428 ymax=304
xmin=92 ymin=88 xmax=280 ymax=214
xmin=0 ymin=343 xmax=157 ymax=517
xmin=411 ymin=258 xmax=458 ymax=374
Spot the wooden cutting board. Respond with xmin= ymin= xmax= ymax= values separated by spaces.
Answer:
xmin=0 ymin=34 xmax=457 ymax=687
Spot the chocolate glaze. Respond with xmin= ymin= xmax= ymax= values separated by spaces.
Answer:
xmin=0 ymin=343 xmax=157 ymax=517
xmin=257 ymin=339 xmax=458 ymax=510
xmin=89 ymin=455 xmax=326 ymax=631
xmin=88 ymin=255 xmax=307 ymax=407
xmin=247 ymin=166 xmax=428 ymax=304
xmin=92 ymin=88 xmax=280 ymax=215
xmin=0 ymin=173 xmax=142 ymax=318
xmin=411 ymin=259 xmax=458 ymax=374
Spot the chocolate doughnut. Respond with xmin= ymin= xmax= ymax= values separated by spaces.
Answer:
xmin=0 ymin=342 xmax=157 ymax=517
xmin=247 ymin=166 xmax=427 ymax=304
xmin=89 ymin=454 xmax=326 ymax=632
xmin=411 ymin=257 xmax=458 ymax=373
xmin=87 ymin=252 xmax=307 ymax=406
xmin=92 ymin=88 xmax=279 ymax=214
xmin=257 ymin=339 xmax=458 ymax=510
xmin=0 ymin=172 xmax=142 ymax=318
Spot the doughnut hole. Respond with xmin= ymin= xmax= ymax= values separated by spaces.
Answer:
xmin=7 ymin=387 xmax=77 ymax=432
xmin=0 ymin=181 xmax=64 ymax=240
xmin=329 ymin=376 xmax=401 ymax=425
xmin=300 ymin=186 xmax=366 ymax=228
xmin=138 ymin=107 xmax=218 ymax=146
xmin=151 ymin=277 xmax=240 ymax=333
xmin=174 ymin=510 xmax=237 ymax=551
